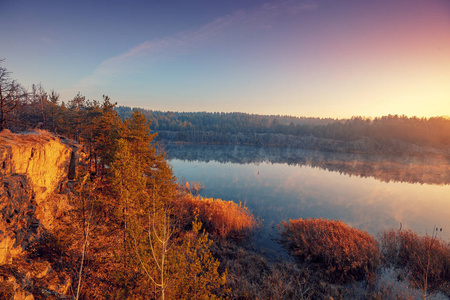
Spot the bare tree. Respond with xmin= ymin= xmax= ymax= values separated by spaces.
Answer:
xmin=31 ymin=83 xmax=48 ymax=127
xmin=133 ymin=197 xmax=173 ymax=300
xmin=0 ymin=59 xmax=27 ymax=131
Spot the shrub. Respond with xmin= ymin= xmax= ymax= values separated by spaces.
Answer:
xmin=380 ymin=229 xmax=450 ymax=298
xmin=279 ymin=218 xmax=380 ymax=284
xmin=175 ymin=194 xmax=259 ymax=241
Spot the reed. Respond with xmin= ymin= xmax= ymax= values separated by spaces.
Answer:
xmin=176 ymin=194 xmax=259 ymax=241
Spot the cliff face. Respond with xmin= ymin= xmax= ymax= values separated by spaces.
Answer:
xmin=0 ymin=130 xmax=86 ymax=299
xmin=1 ymin=130 xmax=74 ymax=202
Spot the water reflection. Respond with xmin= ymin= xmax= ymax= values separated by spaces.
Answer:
xmin=165 ymin=144 xmax=450 ymax=254
xmin=165 ymin=144 xmax=450 ymax=185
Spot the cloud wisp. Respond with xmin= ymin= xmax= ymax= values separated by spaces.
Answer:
xmin=74 ymin=0 xmax=318 ymax=93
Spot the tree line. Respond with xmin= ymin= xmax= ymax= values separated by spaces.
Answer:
xmin=115 ymin=106 xmax=336 ymax=135
xmin=116 ymin=106 xmax=450 ymax=154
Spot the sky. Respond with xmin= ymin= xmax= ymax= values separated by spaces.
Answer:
xmin=1 ymin=0 xmax=449 ymax=119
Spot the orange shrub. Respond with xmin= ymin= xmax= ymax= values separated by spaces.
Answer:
xmin=176 ymin=194 xmax=259 ymax=240
xmin=279 ymin=218 xmax=380 ymax=283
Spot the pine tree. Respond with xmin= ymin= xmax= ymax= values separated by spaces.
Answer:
xmin=123 ymin=109 xmax=176 ymax=198
xmin=110 ymin=138 xmax=147 ymax=235
xmin=92 ymin=96 xmax=124 ymax=174
xmin=172 ymin=220 xmax=227 ymax=299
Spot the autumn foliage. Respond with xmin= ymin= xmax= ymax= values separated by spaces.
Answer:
xmin=279 ymin=218 xmax=380 ymax=283
xmin=176 ymin=194 xmax=259 ymax=241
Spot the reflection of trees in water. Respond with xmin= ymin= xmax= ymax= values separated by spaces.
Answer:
xmin=164 ymin=144 xmax=450 ymax=185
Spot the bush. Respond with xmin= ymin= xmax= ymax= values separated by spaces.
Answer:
xmin=380 ymin=229 xmax=450 ymax=297
xmin=279 ymin=218 xmax=380 ymax=284
xmin=176 ymin=194 xmax=259 ymax=241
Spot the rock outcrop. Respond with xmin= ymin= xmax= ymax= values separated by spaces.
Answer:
xmin=1 ymin=130 xmax=76 ymax=202
xmin=0 ymin=130 xmax=86 ymax=299
xmin=0 ymin=174 xmax=39 ymax=265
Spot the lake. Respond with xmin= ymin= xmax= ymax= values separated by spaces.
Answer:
xmin=165 ymin=144 xmax=450 ymax=256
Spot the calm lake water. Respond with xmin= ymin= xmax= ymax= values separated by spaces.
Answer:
xmin=165 ymin=144 xmax=450 ymax=255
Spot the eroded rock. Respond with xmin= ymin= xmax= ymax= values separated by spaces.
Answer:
xmin=0 ymin=175 xmax=40 ymax=265
xmin=0 ymin=130 xmax=87 ymax=299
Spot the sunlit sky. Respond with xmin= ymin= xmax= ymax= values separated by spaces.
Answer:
xmin=1 ymin=0 xmax=449 ymax=118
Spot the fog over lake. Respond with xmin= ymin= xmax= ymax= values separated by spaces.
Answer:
xmin=165 ymin=144 xmax=450 ymax=255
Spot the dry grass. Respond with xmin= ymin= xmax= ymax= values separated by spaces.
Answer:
xmin=175 ymin=194 xmax=259 ymax=241
xmin=0 ymin=129 xmax=56 ymax=145
xmin=210 ymin=239 xmax=351 ymax=300
xmin=380 ymin=229 xmax=450 ymax=297
xmin=279 ymin=218 xmax=380 ymax=284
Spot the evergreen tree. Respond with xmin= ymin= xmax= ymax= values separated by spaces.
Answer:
xmin=110 ymin=139 xmax=148 ymax=237
xmin=45 ymin=90 xmax=61 ymax=133
xmin=67 ymin=92 xmax=86 ymax=141
xmin=172 ymin=220 xmax=227 ymax=299
xmin=92 ymin=96 xmax=124 ymax=174
xmin=123 ymin=110 xmax=176 ymax=197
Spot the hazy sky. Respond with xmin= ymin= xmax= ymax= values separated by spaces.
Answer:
xmin=1 ymin=0 xmax=449 ymax=118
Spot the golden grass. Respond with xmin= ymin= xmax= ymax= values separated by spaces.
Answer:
xmin=0 ymin=129 xmax=56 ymax=145
xmin=176 ymin=194 xmax=259 ymax=240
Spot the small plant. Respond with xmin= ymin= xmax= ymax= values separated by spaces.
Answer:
xmin=278 ymin=218 xmax=380 ymax=284
xmin=184 ymin=181 xmax=204 ymax=196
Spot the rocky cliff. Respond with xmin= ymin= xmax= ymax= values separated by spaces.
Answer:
xmin=0 ymin=130 xmax=86 ymax=299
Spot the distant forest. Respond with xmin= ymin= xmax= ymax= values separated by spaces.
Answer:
xmin=116 ymin=106 xmax=450 ymax=155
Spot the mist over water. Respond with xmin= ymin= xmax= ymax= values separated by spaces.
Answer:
xmin=166 ymin=144 xmax=450 ymax=255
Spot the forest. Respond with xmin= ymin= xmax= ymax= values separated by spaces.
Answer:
xmin=115 ymin=107 xmax=450 ymax=155
xmin=1 ymin=61 xmax=450 ymax=299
